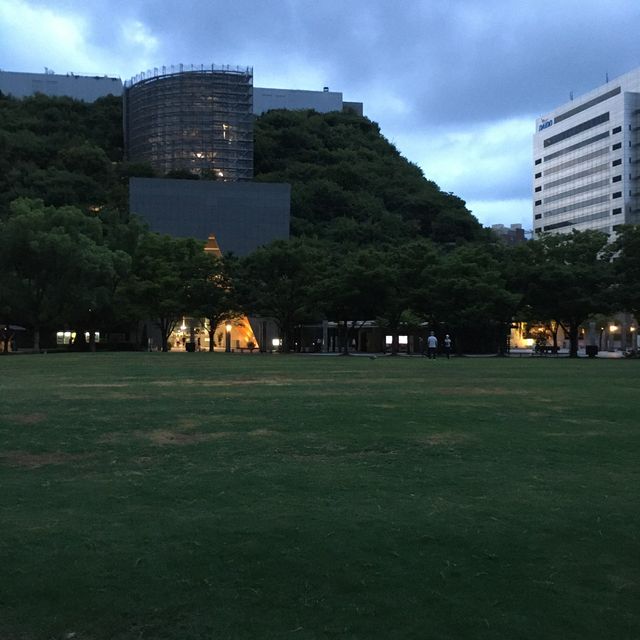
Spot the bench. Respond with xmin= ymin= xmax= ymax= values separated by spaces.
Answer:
xmin=534 ymin=345 xmax=559 ymax=355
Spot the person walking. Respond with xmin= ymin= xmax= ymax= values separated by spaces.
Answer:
xmin=427 ymin=331 xmax=438 ymax=359
xmin=444 ymin=334 xmax=452 ymax=359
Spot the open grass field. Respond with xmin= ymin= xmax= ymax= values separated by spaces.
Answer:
xmin=0 ymin=353 xmax=639 ymax=640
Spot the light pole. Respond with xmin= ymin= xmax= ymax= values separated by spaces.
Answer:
xmin=225 ymin=323 xmax=232 ymax=352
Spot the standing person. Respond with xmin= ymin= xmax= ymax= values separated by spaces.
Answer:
xmin=427 ymin=331 xmax=438 ymax=359
xmin=444 ymin=334 xmax=452 ymax=359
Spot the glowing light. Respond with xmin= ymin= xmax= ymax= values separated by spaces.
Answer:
xmin=225 ymin=324 xmax=232 ymax=333
xmin=609 ymin=325 xmax=618 ymax=333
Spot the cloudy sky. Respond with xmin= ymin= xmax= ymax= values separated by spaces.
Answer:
xmin=1 ymin=0 xmax=640 ymax=229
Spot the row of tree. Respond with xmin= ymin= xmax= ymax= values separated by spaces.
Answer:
xmin=2 ymin=197 xmax=639 ymax=355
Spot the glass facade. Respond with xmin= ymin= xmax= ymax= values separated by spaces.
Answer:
xmin=124 ymin=67 xmax=254 ymax=180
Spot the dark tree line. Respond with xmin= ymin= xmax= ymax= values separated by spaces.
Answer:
xmin=1 ymin=93 xmax=638 ymax=355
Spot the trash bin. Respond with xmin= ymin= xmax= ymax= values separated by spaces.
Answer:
xmin=185 ymin=341 xmax=196 ymax=352
xmin=585 ymin=345 xmax=598 ymax=358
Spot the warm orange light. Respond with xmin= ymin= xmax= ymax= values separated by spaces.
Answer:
xmin=609 ymin=325 xmax=618 ymax=333
xmin=225 ymin=324 xmax=232 ymax=333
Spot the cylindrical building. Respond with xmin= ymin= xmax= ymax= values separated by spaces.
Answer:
xmin=124 ymin=65 xmax=253 ymax=180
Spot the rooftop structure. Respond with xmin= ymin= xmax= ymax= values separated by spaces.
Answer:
xmin=253 ymin=86 xmax=363 ymax=116
xmin=0 ymin=69 xmax=123 ymax=102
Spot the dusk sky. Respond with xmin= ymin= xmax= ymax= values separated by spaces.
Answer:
xmin=2 ymin=0 xmax=640 ymax=229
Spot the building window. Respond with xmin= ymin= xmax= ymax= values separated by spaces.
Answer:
xmin=535 ymin=227 xmax=542 ymax=233
xmin=535 ymin=186 xmax=542 ymax=192
xmin=535 ymin=172 xmax=542 ymax=178
xmin=612 ymin=159 xmax=622 ymax=166
xmin=535 ymin=200 xmax=542 ymax=206
xmin=543 ymin=112 xmax=610 ymax=148
xmin=535 ymin=158 xmax=542 ymax=165
xmin=613 ymin=142 xmax=622 ymax=150
xmin=612 ymin=192 xmax=622 ymax=199
xmin=612 ymin=126 xmax=622 ymax=134
xmin=612 ymin=175 xmax=622 ymax=183
xmin=612 ymin=208 xmax=622 ymax=215
xmin=535 ymin=213 xmax=542 ymax=220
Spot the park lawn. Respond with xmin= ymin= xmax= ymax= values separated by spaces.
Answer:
xmin=0 ymin=353 xmax=638 ymax=640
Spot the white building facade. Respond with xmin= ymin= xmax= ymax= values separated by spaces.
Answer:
xmin=533 ymin=68 xmax=640 ymax=236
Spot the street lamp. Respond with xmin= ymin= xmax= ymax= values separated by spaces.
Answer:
xmin=225 ymin=323 xmax=232 ymax=352
xmin=609 ymin=324 xmax=618 ymax=352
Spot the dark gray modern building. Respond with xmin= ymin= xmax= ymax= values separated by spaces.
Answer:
xmin=129 ymin=177 xmax=290 ymax=255
xmin=124 ymin=66 xmax=254 ymax=180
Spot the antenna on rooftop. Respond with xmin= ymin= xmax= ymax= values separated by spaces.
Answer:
xmin=570 ymin=91 xmax=574 ymax=101
xmin=606 ymin=71 xmax=609 ymax=83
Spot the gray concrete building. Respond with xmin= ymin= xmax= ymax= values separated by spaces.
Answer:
xmin=253 ymin=86 xmax=363 ymax=116
xmin=1 ymin=68 xmax=362 ymax=116
xmin=0 ymin=70 xmax=122 ymax=102
xmin=129 ymin=177 xmax=290 ymax=255
xmin=533 ymin=67 xmax=640 ymax=236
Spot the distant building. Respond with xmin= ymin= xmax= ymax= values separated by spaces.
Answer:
xmin=1 ymin=68 xmax=362 ymax=116
xmin=124 ymin=66 xmax=254 ymax=180
xmin=533 ymin=67 xmax=640 ymax=236
xmin=490 ymin=223 xmax=527 ymax=244
xmin=0 ymin=69 xmax=122 ymax=102
xmin=253 ymin=86 xmax=363 ymax=116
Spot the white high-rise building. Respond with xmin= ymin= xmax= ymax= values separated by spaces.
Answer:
xmin=533 ymin=68 xmax=640 ymax=236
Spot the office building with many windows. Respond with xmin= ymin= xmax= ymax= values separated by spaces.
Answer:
xmin=533 ymin=67 xmax=640 ymax=236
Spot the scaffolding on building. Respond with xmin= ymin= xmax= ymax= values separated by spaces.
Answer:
xmin=124 ymin=64 xmax=254 ymax=180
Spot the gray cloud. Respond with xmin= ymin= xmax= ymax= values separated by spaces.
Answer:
xmin=2 ymin=0 xmax=640 ymax=228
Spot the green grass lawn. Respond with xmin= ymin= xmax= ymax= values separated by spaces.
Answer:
xmin=0 ymin=353 xmax=638 ymax=640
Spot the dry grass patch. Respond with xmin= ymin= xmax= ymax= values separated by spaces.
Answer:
xmin=0 ymin=451 xmax=91 ymax=468
xmin=141 ymin=429 xmax=233 ymax=445
xmin=434 ymin=386 xmax=529 ymax=397
xmin=545 ymin=430 xmax=606 ymax=438
xmin=417 ymin=432 xmax=476 ymax=446
xmin=136 ymin=427 xmax=277 ymax=445
xmin=4 ymin=412 xmax=47 ymax=425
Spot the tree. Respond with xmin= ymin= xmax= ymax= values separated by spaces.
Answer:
xmin=374 ymin=240 xmax=440 ymax=355
xmin=0 ymin=198 xmax=120 ymax=350
xmin=519 ymin=230 xmax=613 ymax=357
xmin=126 ymin=233 xmax=207 ymax=352
xmin=187 ymin=252 xmax=242 ymax=352
xmin=313 ymin=247 xmax=392 ymax=354
xmin=420 ymin=242 xmax=522 ymax=355
xmin=254 ymin=109 xmax=483 ymax=246
xmin=237 ymin=239 xmax=321 ymax=351
xmin=611 ymin=225 xmax=640 ymax=320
